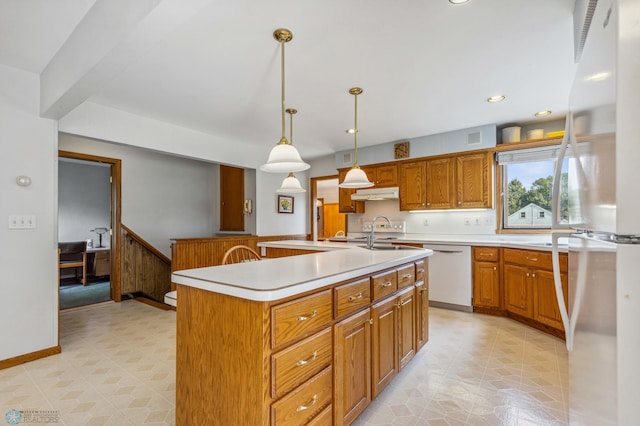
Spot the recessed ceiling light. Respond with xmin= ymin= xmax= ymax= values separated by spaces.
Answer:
xmin=535 ymin=110 xmax=552 ymax=117
xmin=487 ymin=95 xmax=505 ymax=103
xmin=449 ymin=0 xmax=470 ymax=4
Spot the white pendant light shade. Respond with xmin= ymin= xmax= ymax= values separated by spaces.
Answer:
xmin=261 ymin=144 xmax=310 ymax=173
xmin=339 ymin=166 xmax=374 ymax=188
xmin=277 ymin=172 xmax=306 ymax=193
xmin=338 ymin=87 xmax=373 ymax=189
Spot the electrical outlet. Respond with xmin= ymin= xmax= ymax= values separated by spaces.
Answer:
xmin=423 ymin=219 xmax=429 ymax=226
xmin=464 ymin=217 xmax=471 ymax=225
xmin=474 ymin=217 xmax=480 ymax=225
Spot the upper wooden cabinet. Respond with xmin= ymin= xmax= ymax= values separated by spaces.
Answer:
xmin=425 ymin=157 xmax=455 ymax=209
xmin=456 ymin=152 xmax=492 ymax=208
xmin=399 ymin=161 xmax=427 ymax=210
xmin=338 ymin=169 xmax=365 ymax=214
xmin=362 ymin=164 xmax=398 ymax=188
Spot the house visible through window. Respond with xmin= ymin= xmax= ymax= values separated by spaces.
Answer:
xmin=498 ymin=146 xmax=569 ymax=229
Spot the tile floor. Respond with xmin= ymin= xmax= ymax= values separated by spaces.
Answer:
xmin=0 ymin=301 xmax=568 ymax=425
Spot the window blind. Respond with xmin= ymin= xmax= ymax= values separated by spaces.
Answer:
xmin=496 ymin=145 xmax=573 ymax=165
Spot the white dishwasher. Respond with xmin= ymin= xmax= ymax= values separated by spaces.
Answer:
xmin=422 ymin=244 xmax=472 ymax=312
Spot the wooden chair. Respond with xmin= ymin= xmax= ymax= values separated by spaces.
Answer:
xmin=59 ymin=241 xmax=87 ymax=285
xmin=221 ymin=245 xmax=261 ymax=265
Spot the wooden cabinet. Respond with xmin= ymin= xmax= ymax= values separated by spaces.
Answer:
xmin=334 ymin=308 xmax=371 ymax=426
xmin=456 ymin=152 xmax=492 ymax=208
xmin=220 ymin=164 xmax=245 ymax=231
xmin=472 ymin=247 xmax=501 ymax=309
xmin=176 ymin=258 xmax=429 ymax=425
xmin=338 ymin=169 xmax=365 ymax=214
xmin=425 ymin=157 xmax=455 ymax=209
xmin=397 ymin=286 xmax=416 ymax=370
xmin=399 ymin=160 xmax=427 ymax=210
xmin=363 ymin=164 xmax=398 ymax=187
xmin=503 ymin=248 xmax=568 ymax=331
xmin=93 ymin=250 xmax=111 ymax=276
xmin=415 ymin=279 xmax=429 ymax=352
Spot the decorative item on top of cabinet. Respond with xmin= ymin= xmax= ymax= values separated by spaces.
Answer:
xmin=472 ymin=247 xmax=501 ymax=311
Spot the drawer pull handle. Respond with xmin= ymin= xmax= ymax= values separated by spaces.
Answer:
xmin=479 ymin=253 xmax=494 ymax=257
xmin=526 ymin=257 xmax=538 ymax=261
xmin=402 ymin=274 xmax=413 ymax=279
xmin=297 ymin=310 xmax=317 ymax=321
xmin=381 ymin=281 xmax=393 ymax=288
xmin=296 ymin=351 xmax=318 ymax=366
xmin=296 ymin=394 xmax=317 ymax=412
xmin=417 ymin=269 xmax=425 ymax=273
xmin=349 ymin=292 xmax=364 ymax=302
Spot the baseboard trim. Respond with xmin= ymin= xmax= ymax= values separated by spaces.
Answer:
xmin=0 ymin=345 xmax=61 ymax=370
xmin=134 ymin=296 xmax=173 ymax=311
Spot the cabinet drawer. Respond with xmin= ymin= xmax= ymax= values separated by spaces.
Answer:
xmin=397 ymin=264 xmax=416 ymax=289
xmin=306 ymin=404 xmax=332 ymax=426
xmin=335 ymin=278 xmax=371 ymax=318
xmin=473 ymin=247 xmax=499 ymax=262
xmin=272 ymin=290 xmax=332 ymax=348
xmin=414 ymin=260 xmax=426 ymax=283
xmin=271 ymin=366 xmax=332 ymax=426
xmin=503 ymin=248 xmax=568 ymax=271
xmin=272 ymin=328 xmax=332 ymax=399
xmin=371 ymin=270 xmax=397 ymax=301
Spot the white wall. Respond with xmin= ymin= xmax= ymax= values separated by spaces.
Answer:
xmin=256 ymin=170 xmax=309 ymax=236
xmin=58 ymin=160 xmax=111 ymax=246
xmin=0 ymin=64 xmax=59 ymax=361
xmin=59 ymin=134 xmax=218 ymax=257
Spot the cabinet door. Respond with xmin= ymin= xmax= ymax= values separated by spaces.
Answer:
xmin=415 ymin=281 xmax=429 ymax=352
xmin=397 ymin=287 xmax=416 ymax=370
xmin=533 ymin=269 xmax=568 ymax=330
xmin=334 ymin=308 xmax=371 ymax=426
xmin=425 ymin=157 xmax=455 ymax=209
xmin=371 ymin=296 xmax=398 ymax=398
xmin=456 ymin=152 xmax=492 ymax=208
xmin=473 ymin=261 xmax=500 ymax=308
xmin=220 ymin=165 xmax=245 ymax=231
xmin=399 ymin=161 xmax=427 ymax=210
xmin=503 ymin=263 xmax=533 ymax=318
xmin=375 ymin=164 xmax=398 ymax=187
xmin=338 ymin=169 xmax=365 ymax=214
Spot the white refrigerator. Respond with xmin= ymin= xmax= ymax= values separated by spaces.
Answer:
xmin=551 ymin=0 xmax=640 ymax=424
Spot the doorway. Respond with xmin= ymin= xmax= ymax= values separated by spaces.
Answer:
xmin=310 ymin=176 xmax=346 ymax=240
xmin=58 ymin=151 xmax=122 ymax=308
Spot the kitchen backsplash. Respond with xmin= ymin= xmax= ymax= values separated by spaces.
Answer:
xmin=346 ymin=200 xmax=496 ymax=235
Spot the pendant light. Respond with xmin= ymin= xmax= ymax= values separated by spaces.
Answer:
xmin=339 ymin=87 xmax=373 ymax=188
xmin=260 ymin=29 xmax=310 ymax=173
xmin=277 ymin=108 xmax=306 ymax=193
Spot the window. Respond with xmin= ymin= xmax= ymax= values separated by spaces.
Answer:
xmin=498 ymin=146 xmax=569 ymax=229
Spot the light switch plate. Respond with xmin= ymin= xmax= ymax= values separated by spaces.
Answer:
xmin=8 ymin=215 xmax=36 ymax=229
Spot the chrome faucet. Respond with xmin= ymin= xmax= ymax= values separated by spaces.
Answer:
xmin=366 ymin=215 xmax=392 ymax=250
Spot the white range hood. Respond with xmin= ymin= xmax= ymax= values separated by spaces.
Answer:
xmin=351 ymin=187 xmax=399 ymax=201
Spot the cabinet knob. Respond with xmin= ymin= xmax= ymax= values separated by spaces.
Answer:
xmin=532 ymin=273 xmax=536 ymax=278
xmin=458 ymin=201 xmax=462 ymax=205
xmin=526 ymin=273 xmax=530 ymax=277
xmin=493 ymin=266 xmax=497 ymax=270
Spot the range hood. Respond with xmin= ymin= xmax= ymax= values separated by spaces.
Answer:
xmin=351 ymin=187 xmax=400 ymax=201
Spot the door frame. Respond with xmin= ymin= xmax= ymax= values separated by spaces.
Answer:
xmin=58 ymin=150 xmax=122 ymax=303
xmin=310 ymin=175 xmax=343 ymax=241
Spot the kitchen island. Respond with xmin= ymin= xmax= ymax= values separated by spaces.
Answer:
xmin=172 ymin=246 xmax=431 ymax=425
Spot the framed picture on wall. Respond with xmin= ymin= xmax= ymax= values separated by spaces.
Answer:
xmin=278 ymin=195 xmax=294 ymax=214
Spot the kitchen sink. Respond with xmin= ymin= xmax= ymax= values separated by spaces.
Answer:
xmin=526 ymin=242 xmax=569 ymax=247
xmin=358 ymin=244 xmax=422 ymax=251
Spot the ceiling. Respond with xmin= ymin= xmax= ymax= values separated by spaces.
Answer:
xmin=0 ymin=0 xmax=577 ymax=163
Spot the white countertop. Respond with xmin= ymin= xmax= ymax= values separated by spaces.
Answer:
xmin=172 ymin=246 xmax=431 ymax=302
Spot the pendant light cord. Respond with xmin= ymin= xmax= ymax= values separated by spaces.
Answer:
xmin=280 ymin=38 xmax=287 ymax=143
xmin=353 ymin=92 xmax=358 ymax=166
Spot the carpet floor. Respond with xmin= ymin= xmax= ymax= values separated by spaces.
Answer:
xmin=59 ymin=281 xmax=111 ymax=310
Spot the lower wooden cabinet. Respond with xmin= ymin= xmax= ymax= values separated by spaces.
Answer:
xmin=334 ymin=308 xmax=371 ymax=426
xmin=533 ymin=269 xmax=568 ymax=330
xmin=503 ymin=263 xmax=534 ymax=318
xmin=397 ymin=287 xmax=416 ymax=369
xmin=415 ymin=280 xmax=429 ymax=352
xmin=371 ymin=296 xmax=398 ymax=398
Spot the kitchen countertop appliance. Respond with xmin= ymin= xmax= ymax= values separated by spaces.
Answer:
xmin=550 ymin=1 xmax=640 ymax=423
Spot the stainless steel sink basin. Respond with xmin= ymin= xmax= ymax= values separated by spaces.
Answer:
xmin=358 ymin=244 xmax=422 ymax=251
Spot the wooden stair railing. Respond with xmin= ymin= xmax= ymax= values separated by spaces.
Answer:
xmin=121 ymin=224 xmax=171 ymax=303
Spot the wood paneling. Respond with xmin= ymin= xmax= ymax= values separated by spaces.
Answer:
xmin=120 ymin=225 xmax=171 ymax=302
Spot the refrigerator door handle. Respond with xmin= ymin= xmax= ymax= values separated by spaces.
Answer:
xmin=552 ymin=114 xmax=572 ymax=229
xmin=552 ymin=232 xmax=572 ymax=349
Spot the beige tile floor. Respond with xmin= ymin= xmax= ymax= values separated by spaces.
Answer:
xmin=0 ymin=301 xmax=568 ymax=425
